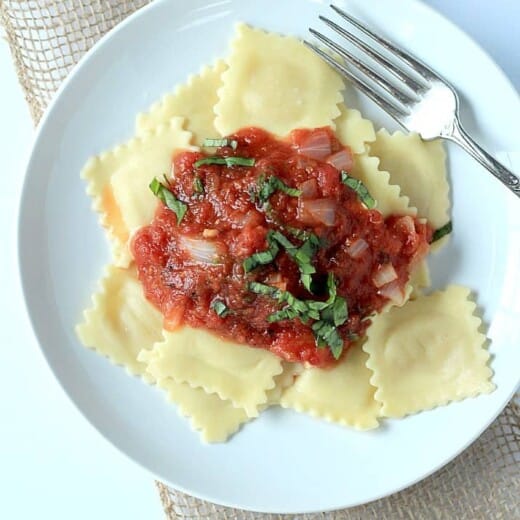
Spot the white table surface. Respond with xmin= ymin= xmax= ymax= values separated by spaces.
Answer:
xmin=1 ymin=1 xmax=518 ymax=518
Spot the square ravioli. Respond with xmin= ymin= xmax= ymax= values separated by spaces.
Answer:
xmin=364 ymin=285 xmax=494 ymax=417
xmin=280 ymin=344 xmax=380 ymax=430
xmin=215 ymin=23 xmax=344 ymax=136
xmin=76 ymin=264 xmax=163 ymax=382
xmin=140 ymin=327 xmax=283 ymax=417
xmin=334 ymin=103 xmax=376 ymax=154
xmin=368 ymin=129 xmax=450 ymax=230
xmin=145 ymin=361 xmax=302 ymax=443
xmin=350 ymin=154 xmax=417 ymax=218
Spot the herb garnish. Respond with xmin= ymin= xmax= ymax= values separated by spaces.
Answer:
xmin=341 ymin=171 xmax=376 ymax=209
xmin=243 ymin=235 xmax=280 ymax=272
xmin=270 ymin=231 xmax=320 ymax=292
xmin=254 ymin=174 xmax=302 ymax=204
xmin=431 ymin=221 xmax=452 ymax=243
xmin=149 ymin=177 xmax=187 ymax=224
xmin=211 ymin=299 xmax=230 ymax=317
xmin=194 ymin=156 xmax=255 ymax=168
xmin=203 ymin=138 xmax=238 ymax=150
xmin=193 ymin=176 xmax=204 ymax=194
xmin=243 ymin=230 xmax=320 ymax=292
xmin=248 ymin=273 xmax=348 ymax=359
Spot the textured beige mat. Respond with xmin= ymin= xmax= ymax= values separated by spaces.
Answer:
xmin=2 ymin=1 xmax=518 ymax=517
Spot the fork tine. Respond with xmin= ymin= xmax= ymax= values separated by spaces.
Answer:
xmin=309 ymin=28 xmax=415 ymax=108
xmin=330 ymin=4 xmax=439 ymax=82
xmin=318 ymin=15 xmax=427 ymax=95
xmin=303 ymin=41 xmax=409 ymax=125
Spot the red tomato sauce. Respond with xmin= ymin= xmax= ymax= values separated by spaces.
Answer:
xmin=132 ymin=127 xmax=432 ymax=367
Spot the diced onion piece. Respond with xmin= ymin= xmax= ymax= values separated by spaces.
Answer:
xmin=180 ymin=236 xmax=222 ymax=264
xmin=295 ymin=156 xmax=313 ymax=170
xmin=326 ymin=149 xmax=354 ymax=171
xmin=298 ymin=198 xmax=336 ymax=226
xmin=372 ymin=263 xmax=398 ymax=288
xmin=346 ymin=238 xmax=369 ymax=259
xmin=379 ymin=280 xmax=406 ymax=306
xmin=164 ymin=298 xmax=187 ymax=330
xmin=397 ymin=215 xmax=416 ymax=234
xmin=296 ymin=129 xmax=332 ymax=160
xmin=299 ymin=178 xmax=319 ymax=198
xmin=265 ymin=273 xmax=287 ymax=291
xmin=202 ymin=228 xmax=219 ymax=238
xmin=234 ymin=209 xmax=262 ymax=228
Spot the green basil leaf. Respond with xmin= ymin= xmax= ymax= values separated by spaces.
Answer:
xmin=431 ymin=221 xmax=452 ymax=243
xmin=211 ymin=300 xmax=230 ymax=317
xmin=202 ymin=138 xmax=238 ymax=150
xmin=321 ymin=295 xmax=348 ymax=327
xmin=256 ymin=175 xmax=302 ymax=204
xmin=149 ymin=177 xmax=187 ymax=224
xmin=247 ymin=282 xmax=280 ymax=298
xmin=243 ymin=238 xmax=280 ymax=272
xmin=341 ymin=171 xmax=376 ymax=209
xmin=193 ymin=176 xmax=204 ymax=194
xmin=267 ymin=307 xmax=300 ymax=323
xmin=268 ymin=231 xmax=319 ymax=292
xmin=194 ymin=156 xmax=255 ymax=168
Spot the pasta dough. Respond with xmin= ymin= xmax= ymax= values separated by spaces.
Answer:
xmin=136 ymin=60 xmax=227 ymax=145
xmin=368 ymin=130 xmax=449 ymax=230
xmin=349 ymin=154 xmax=417 ymax=218
xmin=215 ymin=23 xmax=344 ymax=136
xmin=145 ymin=361 xmax=303 ymax=443
xmin=363 ymin=285 xmax=494 ymax=417
xmin=334 ymin=103 xmax=376 ymax=154
xmin=409 ymin=259 xmax=431 ymax=298
xmin=281 ymin=344 xmax=380 ymax=430
xmin=157 ymin=377 xmax=250 ymax=443
xmin=76 ymin=264 xmax=163 ymax=382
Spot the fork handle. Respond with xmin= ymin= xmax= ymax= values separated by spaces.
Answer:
xmin=449 ymin=119 xmax=520 ymax=198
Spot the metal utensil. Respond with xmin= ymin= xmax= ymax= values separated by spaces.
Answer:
xmin=306 ymin=4 xmax=520 ymax=198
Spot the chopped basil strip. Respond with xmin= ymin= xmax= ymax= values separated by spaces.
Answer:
xmin=269 ymin=231 xmax=320 ymax=292
xmin=312 ymin=321 xmax=344 ymax=359
xmin=285 ymin=226 xmax=314 ymax=241
xmin=431 ymin=221 xmax=452 ymax=243
xmin=248 ymin=282 xmax=320 ymax=322
xmin=149 ymin=177 xmax=187 ymax=224
xmin=194 ymin=156 xmax=255 ymax=168
xmin=341 ymin=171 xmax=376 ymax=209
xmin=243 ymin=230 xmax=320 ymax=292
xmin=193 ymin=176 xmax=204 ymax=194
xmin=321 ymin=295 xmax=348 ymax=327
xmin=255 ymin=174 xmax=302 ymax=204
xmin=243 ymin=237 xmax=280 ymax=272
xmin=211 ymin=300 xmax=230 ymax=317
xmin=248 ymin=281 xmax=280 ymax=297
xmin=202 ymin=138 xmax=238 ymax=150
xmin=248 ymin=273 xmax=348 ymax=359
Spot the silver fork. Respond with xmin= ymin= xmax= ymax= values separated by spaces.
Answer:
xmin=306 ymin=4 xmax=520 ymax=198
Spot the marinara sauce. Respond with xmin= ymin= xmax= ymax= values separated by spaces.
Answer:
xmin=132 ymin=127 xmax=432 ymax=367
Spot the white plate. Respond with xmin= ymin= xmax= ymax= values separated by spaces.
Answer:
xmin=18 ymin=0 xmax=520 ymax=513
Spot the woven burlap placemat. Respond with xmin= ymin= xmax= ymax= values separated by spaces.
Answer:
xmin=2 ymin=1 xmax=518 ymax=518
